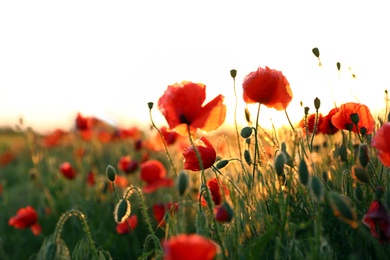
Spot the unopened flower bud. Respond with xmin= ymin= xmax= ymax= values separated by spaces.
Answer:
xmin=148 ymin=102 xmax=154 ymax=109
xmin=351 ymin=166 xmax=370 ymax=184
xmin=274 ymin=153 xmax=285 ymax=176
xmin=360 ymin=127 xmax=367 ymax=136
xmin=350 ymin=113 xmax=359 ymax=125
xmin=298 ymin=159 xmax=309 ymax=186
xmin=106 ymin=165 xmax=116 ymax=182
xmin=312 ymin=47 xmax=320 ymax=58
xmin=215 ymin=159 xmax=229 ymax=170
xmin=358 ymin=143 xmax=370 ymax=167
xmin=304 ymin=106 xmax=310 ymax=116
xmin=240 ymin=126 xmax=253 ymax=138
xmin=314 ymin=97 xmax=321 ymax=110
xmin=176 ymin=171 xmax=189 ymax=196
xmin=311 ymin=175 xmax=324 ymax=202
xmin=337 ymin=62 xmax=341 ymax=71
xmin=244 ymin=150 xmax=252 ymax=166
xmin=114 ymin=198 xmax=131 ymax=223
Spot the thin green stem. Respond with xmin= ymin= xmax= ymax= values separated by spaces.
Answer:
xmin=232 ymin=75 xmax=243 ymax=163
xmin=252 ymin=103 xmax=261 ymax=180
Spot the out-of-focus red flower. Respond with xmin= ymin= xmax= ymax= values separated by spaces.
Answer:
xmin=201 ymin=177 xmax=229 ymax=206
xmin=160 ymin=126 xmax=179 ymax=145
xmin=75 ymin=113 xmax=94 ymax=130
xmin=362 ymin=200 xmax=390 ymax=243
xmin=242 ymin=66 xmax=293 ymax=110
xmin=8 ymin=206 xmax=41 ymax=236
xmin=114 ymin=126 xmax=141 ymax=140
xmin=331 ymin=102 xmax=374 ymax=135
xmin=153 ymin=202 xmax=179 ymax=227
xmin=117 ymin=156 xmax=139 ymax=174
xmin=299 ymin=113 xmax=323 ymax=135
xmin=40 ymin=129 xmax=67 ymax=148
xmin=59 ymin=162 xmax=77 ymax=180
xmin=183 ymin=137 xmax=216 ymax=171
xmin=163 ymin=234 xmax=218 ymax=260
xmin=87 ymin=171 xmax=96 ymax=186
xmin=140 ymin=160 xmax=173 ymax=193
xmin=318 ymin=108 xmax=339 ymax=135
xmin=371 ymin=122 xmax=390 ymax=167
xmin=214 ymin=202 xmax=234 ymax=223
xmin=116 ymin=214 xmax=138 ymax=235
xmin=158 ymin=81 xmax=226 ymax=136
xmin=0 ymin=150 xmax=15 ymax=167
xmin=134 ymin=139 xmax=143 ymax=151
xmin=98 ymin=130 xmax=112 ymax=143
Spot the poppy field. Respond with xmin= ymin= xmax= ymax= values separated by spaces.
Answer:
xmin=2 ymin=48 xmax=390 ymax=259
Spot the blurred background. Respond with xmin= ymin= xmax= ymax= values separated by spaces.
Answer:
xmin=1 ymin=1 xmax=389 ymax=133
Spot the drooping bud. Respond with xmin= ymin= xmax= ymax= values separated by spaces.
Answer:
xmin=114 ymin=198 xmax=131 ymax=223
xmin=274 ymin=153 xmax=285 ymax=176
xmin=328 ymin=191 xmax=357 ymax=228
xmin=230 ymin=69 xmax=237 ymax=79
xmin=215 ymin=159 xmax=229 ymax=170
xmin=351 ymin=165 xmax=370 ymax=184
xmin=312 ymin=47 xmax=320 ymax=58
xmin=176 ymin=171 xmax=189 ymax=196
xmin=106 ymin=165 xmax=116 ymax=182
xmin=240 ymin=126 xmax=253 ymax=138
xmin=358 ymin=143 xmax=370 ymax=167
xmin=311 ymin=175 xmax=324 ymax=202
xmin=244 ymin=150 xmax=252 ymax=166
xmin=280 ymin=142 xmax=293 ymax=167
xmin=314 ymin=97 xmax=321 ymax=110
xmin=298 ymin=159 xmax=309 ymax=186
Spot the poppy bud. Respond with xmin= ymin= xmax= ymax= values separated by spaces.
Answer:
xmin=114 ymin=198 xmax=131 ymax=223
xmin=328 ymin=191 xmax=357 ymax=228
xmin=311 ymin=175 xmax=324 ymax=202
xmin=358 ymin=143 xmax=370 ymax=167
xmin=244 ymin=150 xmax=252 ymax=166
xmin=274 ymin=153 xmax=285 ymax=176
xmin=314 ymin=97 xmax=321 ymax=110
xmin=375 ymin=186 xmax=385 ymax=200
xmin=281 ymin=142 xmax=293 ymax=167
xmin=298 ymin=159 xmax=309 ymax=186
xmin=240 ymin=126 xmax=253 ymax=138
xmin=215 ymin=202 xmax=234 ymax=223
xmin=350 ymin=113 xmax=359 ymax=125
xmin=244 ymin=107 xmax=252 ymax=124
xmin=176 ymin=171 xmax=189 ymax=196
xmin=106 ymin=165 xmax=116 ymax=182
xmin=336 ymin=62 xmax=341 ymax=71
xmin=148 ymin=102 xmax=154 ymax=109
xmin=215 ymin=159 xmax=229 ymax=170
xmin=351 ymin=166 xmax=370 ymax=184
xmin=360 ymin=127 xmax=367 ymax=136
xmin=230 ymin=69 xmax=237 ymax=79
xmin=304 ymin=106 xmax=310 ymax=116
xmin=312 ymin=47 xmax=320 ymax=58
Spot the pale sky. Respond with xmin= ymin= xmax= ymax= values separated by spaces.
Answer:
xmin=1 ymin=1 xmax=389 ymax=133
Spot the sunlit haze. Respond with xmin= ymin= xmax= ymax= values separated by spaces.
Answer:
xmin=1 ymin=1 xmax=389 ymax=133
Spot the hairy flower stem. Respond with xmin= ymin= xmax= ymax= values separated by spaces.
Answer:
xmin=309 ymin=109 xmax=320 ymax=152
xmin=129 ymin=186 xmax=163 ymax=252
xmin=232 ymin=73 xmax=243 ymax=163
xmin=148 ymin=105 xmax=178 ymax=176
xmin=53 ymin=209 xmax=99 ymax=259
xmin=252 ymin=104 xmax=261 ymax=180
xmin=187 ymin=126 xmax=226 ymax=259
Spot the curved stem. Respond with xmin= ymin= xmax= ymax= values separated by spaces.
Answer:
xmin=252 ymin=103 xmax=261 ymax=180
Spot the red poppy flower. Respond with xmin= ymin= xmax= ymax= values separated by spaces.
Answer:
xmin=318 ymin=108 xmax=339 ymax=135
xmin=163 ymin=234 xmax=218 ymax=260
xmin=40 ymin=129 xmax=67 ymax=148
xmin=331 ymin=102 xmax=374 ymax=134
xmin=160 ymin=126 xmax=179 ymax=145
xmin=116 ymin=214 xmax=138 ymax=235
xmin=183 ymin=137 xmax=216 ymax=171
xmin=59 ymin=162 xmax=77 ymax=180
xmin=201 ymin=177 xmax=229 ymax=206
xmin=362 ymin=200 xmax=390 ymax=243
xmin=214 ymin=202 xmax=234 ymax=223
xmin=118 ymin=156 xmax=139 ymax=174
xmin=8 ymin=206 xmax=41 ymax=236
xmin=153 ymin=202 xmax=179 ymax=227
xmin=242 ymin=66 xmax=293 ymax=110
xmin=75 ymin=113 xmax=94 ymax=130
xmin=0 ymin=150 xmax=15 ymax=167
xmin=371 ymin=122 xmax=390 ymax=167
xmin=140 ymin=160 xmax=173 ymax=193
xmin=87 ymin=171 xmax=96 ymax=186
xmin=157 ymin=81 xmax=226 ymax=136
xmin=299 ymin=113 xmax=323 ymax=135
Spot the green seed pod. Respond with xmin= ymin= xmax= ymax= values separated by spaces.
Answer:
xmin=350 ymin=113 xmax=359 ymax=125
xmin=314 ymin=97 xmax=321 ymax=110
xmin=106 ymin=165 xmax=116 ymax=182
xmin=215 ymin=159 xmax=229 ymax=170
xmin=298 ymin=159 xmax=309 ymax=186
xmin=274 ymin=153 xmax=285 ymax=176
xmin=176 ymin=171 xmax=189 ymax=196
xmin=240 ymin=126 xmax=253 ymax=138
xmin=230 ymin=69 xmax=237 ymax=79
xmin=114 ymin=198 xmax=131 ymax=223
xmin=358 ymin=143 xmax=369 ymax=167
xmin=311 ymin=175 xmax=324 ymax=202
xmin=312 ymin=47 xmax=320 ymax=58
xmin=336 ymin=62 xmax=341 ymax=71
xmin=147 ymin=102 xmax=154 ymax=109
xmin=244 ymin=150 xmax=252 ymax=166
xmin=304 ymin=106 xmax=310 ymax=116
